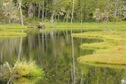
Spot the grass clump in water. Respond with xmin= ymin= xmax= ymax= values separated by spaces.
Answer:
xmin=12 ymin=59 xmax=44 ymax=78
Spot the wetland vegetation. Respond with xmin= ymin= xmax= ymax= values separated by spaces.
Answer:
xmin=0 ymin=0 xmax=126 ymax=84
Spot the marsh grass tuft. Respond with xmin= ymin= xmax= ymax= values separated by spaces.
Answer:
xmin=0 ymin=59 xmax=44 ymax=80
xmin=12 ymin=59 xmax=44 ymax=77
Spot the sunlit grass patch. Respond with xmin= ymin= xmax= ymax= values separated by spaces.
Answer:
xmin=0 ymin=32 xmax=27 ymax=37
xmin=0 ymin=24 xmax=28 ymax=36
xmin=12 ymin=59 xmax=44 ymax=77
xmin=0 ymin=24 xmax=27 ymax=29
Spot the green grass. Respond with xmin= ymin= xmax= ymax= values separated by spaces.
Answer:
xmin=0 ymin=59 xmax=44 ymax=82
xmin=72 ymin=22 xmax=126 ymax=66
xmin=0 ymin=24 xmax=27 ymax=36
xmin=0 ymin=24 xmax=27 ymax=30
xmin=0 ymin=32 xmax=27 ymax=37
xmin=43 ymin=21 xmax=126 ymax=29
xmin=12 ymin=59 xmax=44 ymax=77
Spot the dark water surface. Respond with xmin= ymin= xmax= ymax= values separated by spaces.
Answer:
xmin=0 ymin=29 xmax=126 ymax=84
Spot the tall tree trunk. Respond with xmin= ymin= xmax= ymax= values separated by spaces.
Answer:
xmin=58 ymin=14 xmax=59 ymax=24
xmin=50 ymin=0 xmax=56 ymax=23
xmin=45 ymin=3 xmax=48 ymax=19
xmin=50 ymin=10 xmax=55 ymax=23
xmin=113 ymin=0 xmax=119 ymax=22
xmin=33 ymin=4 xmax=36 ymax=17
xmin=42 ymin=0 xmax=45 ymax=21
xmin=18 ymin=0 xmax=24 ymax=26
xmin=71 ymin=0 xmax=75 ymax=24
xmin=38 ymin=3 xmax=40 ymax=19
xmin=80 ymin=0 xmax=83 ymax=25
xmin=66 ymin=13 xmax=69 ymax=23
xmin=28 ymin=3 xmax=33 ymax=18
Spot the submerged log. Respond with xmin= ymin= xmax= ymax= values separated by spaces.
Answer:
xmin=37 ymin=24 xmax=46 ymax=29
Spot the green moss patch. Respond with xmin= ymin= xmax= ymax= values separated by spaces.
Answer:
xmin=73 ymin=31 xmax=126 ymax=65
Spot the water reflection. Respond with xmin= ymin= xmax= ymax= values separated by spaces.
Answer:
xmin=10 ymin=30 xmax=83 ymax=84
xmin=0 ymin=38 xmax=21 ymax=64
xmin=11 ymin=77 xmax=43 ymax=84
xmin=0 ymin=30 xmax=126 ymax=84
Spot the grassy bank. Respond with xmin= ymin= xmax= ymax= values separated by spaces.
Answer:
xmin=44 ymin=21 xmax=126 ymax=28
xmin=0 ymin=22 xmax=126 ymax=37
xmin=73 ymin=25 xmax=126 ymax=65
xmin=0 ymin=24 xmax=27 ymax=36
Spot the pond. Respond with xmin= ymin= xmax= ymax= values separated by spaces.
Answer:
xmin=0 ymin=29 xmax=126 ymax=84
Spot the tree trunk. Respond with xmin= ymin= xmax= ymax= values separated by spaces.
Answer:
xmin=50 ymin=0 xmax=56 ymax=23
xmin=71 ymin=0 xmax=75 ymax=24
xmin=18 ymin=0 xmax=24 ymax=26
xmin=45 ymin=3 xmax=48 ymax=19
xmin=50 ymin=10 xmax=55 ymax=23
xmin=33 ymin=4 xmax=36 ymax=17
xmin=66 ymin=13 xmax=69 ymax=23
xmin=38 ymin=3 xmax=40 ymax=19
xmin=58 ymin=14 xmax=59 ymax=24
xmin=42 ymin=0 xmax=45 ymax=21
xmin=80 ymin=0 xmax=83 ymax=25
xmin=28 ymin=3 xmax=33 ymax=18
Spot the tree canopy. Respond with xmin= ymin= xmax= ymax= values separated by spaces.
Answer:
xmin=0 ymin=0 xmax=126 ymax=24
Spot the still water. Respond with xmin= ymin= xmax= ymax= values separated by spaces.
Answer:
xmin=0 ymin=29 xmax=126 ymax=84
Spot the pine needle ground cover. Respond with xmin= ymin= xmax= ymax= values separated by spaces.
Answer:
xmin=73 ymin=28 xmax=126 ymax=65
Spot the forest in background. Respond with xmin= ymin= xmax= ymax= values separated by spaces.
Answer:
xmin=0 ymin=0 xmax=126 ymax=25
